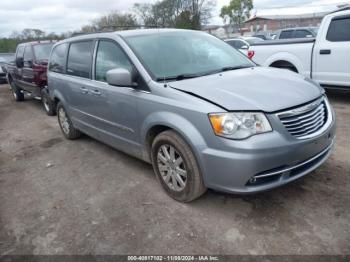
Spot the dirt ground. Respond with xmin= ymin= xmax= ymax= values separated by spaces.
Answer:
xmin=0 ymin=83 xmax=349 ymax=255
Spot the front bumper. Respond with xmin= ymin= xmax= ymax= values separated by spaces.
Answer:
xmin=198 ymin=102 xmax=336 ymax=194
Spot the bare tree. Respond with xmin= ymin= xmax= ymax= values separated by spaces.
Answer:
xmin=134 ymin=0 xmax=216 ymax=29
xmin=92 ymin=11 xmax=138 ymax=31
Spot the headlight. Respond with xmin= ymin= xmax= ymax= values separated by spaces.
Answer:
xmin=209 ymin=112 xmax=272 ymax=139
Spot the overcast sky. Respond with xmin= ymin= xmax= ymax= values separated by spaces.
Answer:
xmin=0 ymin=0 xmax=348 ymax=37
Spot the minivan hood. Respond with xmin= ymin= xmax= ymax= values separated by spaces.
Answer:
xmin=169 ymin=67 xmax=323 ymax=112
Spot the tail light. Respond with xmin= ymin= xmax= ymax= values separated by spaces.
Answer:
xmin=33 ymin=64 xmax=47 ymax=82
xmin=247 ymin=50 xmax=255 ymax=60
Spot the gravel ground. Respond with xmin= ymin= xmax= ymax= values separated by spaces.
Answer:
xmin=0 ymin=84 xmax=349 ymax=255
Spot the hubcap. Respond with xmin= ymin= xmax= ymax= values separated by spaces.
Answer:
xmin=58 ymin=108 xmax=70 ymax=135
xmin=157 ymin=144 xmax=187 ymax=192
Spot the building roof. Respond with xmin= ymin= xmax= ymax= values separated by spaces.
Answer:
xmin=245 ymin=12 xmax=328 ymax=23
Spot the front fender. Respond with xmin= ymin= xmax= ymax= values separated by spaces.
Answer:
xmin=141 ymin=111 xmax=208 ymax=164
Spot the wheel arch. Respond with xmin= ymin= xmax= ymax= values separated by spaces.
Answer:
xmin=264 ymin=52 xmax=303 ymax=73
xmin=270 ymin=60 xmax=298 ymax=73
xmin=51 ymin=89 xmax=67 ymax=108
xmin=141 ymin=112 xmax=207 ymax=165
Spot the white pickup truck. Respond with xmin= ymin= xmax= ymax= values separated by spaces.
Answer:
xmin=249 ymin=9 xmax=350 ymax=88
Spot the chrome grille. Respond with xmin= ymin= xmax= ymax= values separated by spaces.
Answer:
xmin=278 ymin=97 xmax=329 ymax=139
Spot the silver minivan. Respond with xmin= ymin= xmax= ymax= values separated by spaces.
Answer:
xmin=48 ymin=29 xmax=335 ymax=202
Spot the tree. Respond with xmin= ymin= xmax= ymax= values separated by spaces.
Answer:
xmin=92 ymin=11 xmax=138 ymax=31
xmin=220 ymin=0 xmax=253 ymax=35
xmin=134 ymin=0 xmax=215 ymax=30
xmin=0 ymin=29 xmax=63 ymax=52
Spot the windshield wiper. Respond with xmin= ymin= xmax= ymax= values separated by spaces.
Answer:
xmin=156 ymin=65 xmax=254 ymax=82
xmin=195 ymin=65 xmax=254 ymax=77
xmin=219 ymin=65 xmax=252 ymax=72
xmin=156 ymin=73 xmax=202 ymax=82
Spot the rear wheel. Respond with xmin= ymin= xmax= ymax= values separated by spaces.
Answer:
xmin=10 ymin=80 xmax=24 ymax=102
xmin=41 ymin=90 xmax=56 ymax=116
xmin=57 ymin=102 xmax=81 ymax=140
xmin=151 ymin=130 xmax=207 ymax=202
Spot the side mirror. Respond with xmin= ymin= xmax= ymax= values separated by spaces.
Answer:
xmin=241 ymin=45 xmax=249 ymax=50
xmin=16 ymin=57 xmax=24 ymax=68
xmin=106 ymin=68 xmax=136 ymax=87
xmin=26 ymin=60 xmax=33 ymax=68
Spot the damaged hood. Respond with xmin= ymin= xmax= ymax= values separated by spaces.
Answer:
xmin=169 ymin=67 xmax=323 ymax=112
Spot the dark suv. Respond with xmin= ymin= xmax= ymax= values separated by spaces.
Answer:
xmin=6 ymin=41 xmax=56 ymax=115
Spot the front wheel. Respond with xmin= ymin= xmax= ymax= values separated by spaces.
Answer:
xmin=57 ymin=102 xmax=81 ymax=140
xmin=10 ymin=81 xmax=24 ymax=102
xmin=151 ymin=130 xmax=207 ymax=202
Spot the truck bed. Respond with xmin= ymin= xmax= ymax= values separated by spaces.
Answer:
xmin=251 ymin=38 xmax=316 ymax=46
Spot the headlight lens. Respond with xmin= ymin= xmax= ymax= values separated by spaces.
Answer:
xmin=209 ymin=112 xmax=272 ymax=139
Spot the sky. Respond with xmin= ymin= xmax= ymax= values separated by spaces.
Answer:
xmin=0 ymin=0 xmax=348 ymax=37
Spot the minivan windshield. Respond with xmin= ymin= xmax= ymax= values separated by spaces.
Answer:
xmin=33 ymin=43 xmax=54 ymax=61
xmin=124 ymin=31 xmax=255 ymax=81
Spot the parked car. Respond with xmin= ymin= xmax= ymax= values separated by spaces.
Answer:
xmin=249 ymin=9 xmax=350 ymax=89
xmin=6 ymin=41 xmax=56 ymax=115
xmin=48 ymin=29 xmax=335 ymax=202
xmin=275 ymin=27 xmax=318 ymax=40
xmin=225 ymin=37 xmax=263 ymax=59
xmin=0 ymin=53 xmax=15 ymax=83
xmin=252 ymin=34 xmax=272 ymax=40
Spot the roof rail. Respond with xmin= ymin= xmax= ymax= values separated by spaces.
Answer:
xmin=71 ymin=25 xmax=162 ymax=37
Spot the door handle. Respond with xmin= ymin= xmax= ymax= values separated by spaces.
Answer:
xmin=91 ymin=89 xmax=101 ymax=96
xmin=80 ymin=87 xmax=88 ymax=94
xmin=320 ymin=49 xmax=331 ymax=55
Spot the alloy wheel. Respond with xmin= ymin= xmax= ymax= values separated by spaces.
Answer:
xmin=157 ymin=144 xmax=187 ymax=192
xmin=58 ymin=107 xmax=70 ymax=135
xmin=43 ymin=97 xmax=50 ymax=112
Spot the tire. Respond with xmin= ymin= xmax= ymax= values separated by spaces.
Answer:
xmin=41 ymin=89 xmax=56 ymax=116
xmin=151 ymin=130 xmax=207 ymax=202
xmin=10 ymin=80 xmax=24 ymax=102
xmin=57 ymin=102 xmax=81 ymax=140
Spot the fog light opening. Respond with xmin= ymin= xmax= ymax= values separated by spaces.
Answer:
xmin=249 ymin=177 xmax=257 ymax=184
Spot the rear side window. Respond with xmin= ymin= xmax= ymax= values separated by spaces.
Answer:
xmin=23 ymin=46 xmax=34 ymax=61
xmin=33 ymin=44 xmax=54 ymax=61
xmin=227 ymin=40 xmax=245 ymax=49
xmin=67 ymin=41 xmax=94 ymax=78
xmin=49 ymin=43 xmax=68 ymax=73
xmin=279 ymin=30 xmax=293 ymax=39
xmin=295 ymin=30 xmax=313 ymax=38
xmin=95 ymin=40 xmax=133 ymax=82
xmin=326 ymin=17 xmax=350 ymax=42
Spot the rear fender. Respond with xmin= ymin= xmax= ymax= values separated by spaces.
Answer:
xmin=265 ymin=52 xmax=303 ymax=73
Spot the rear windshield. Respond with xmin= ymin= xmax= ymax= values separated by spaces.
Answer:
xmin=124 ymin=31 xmax=255 ymax=80
xmin=33 ymin=43 xmax=54 ymax=61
